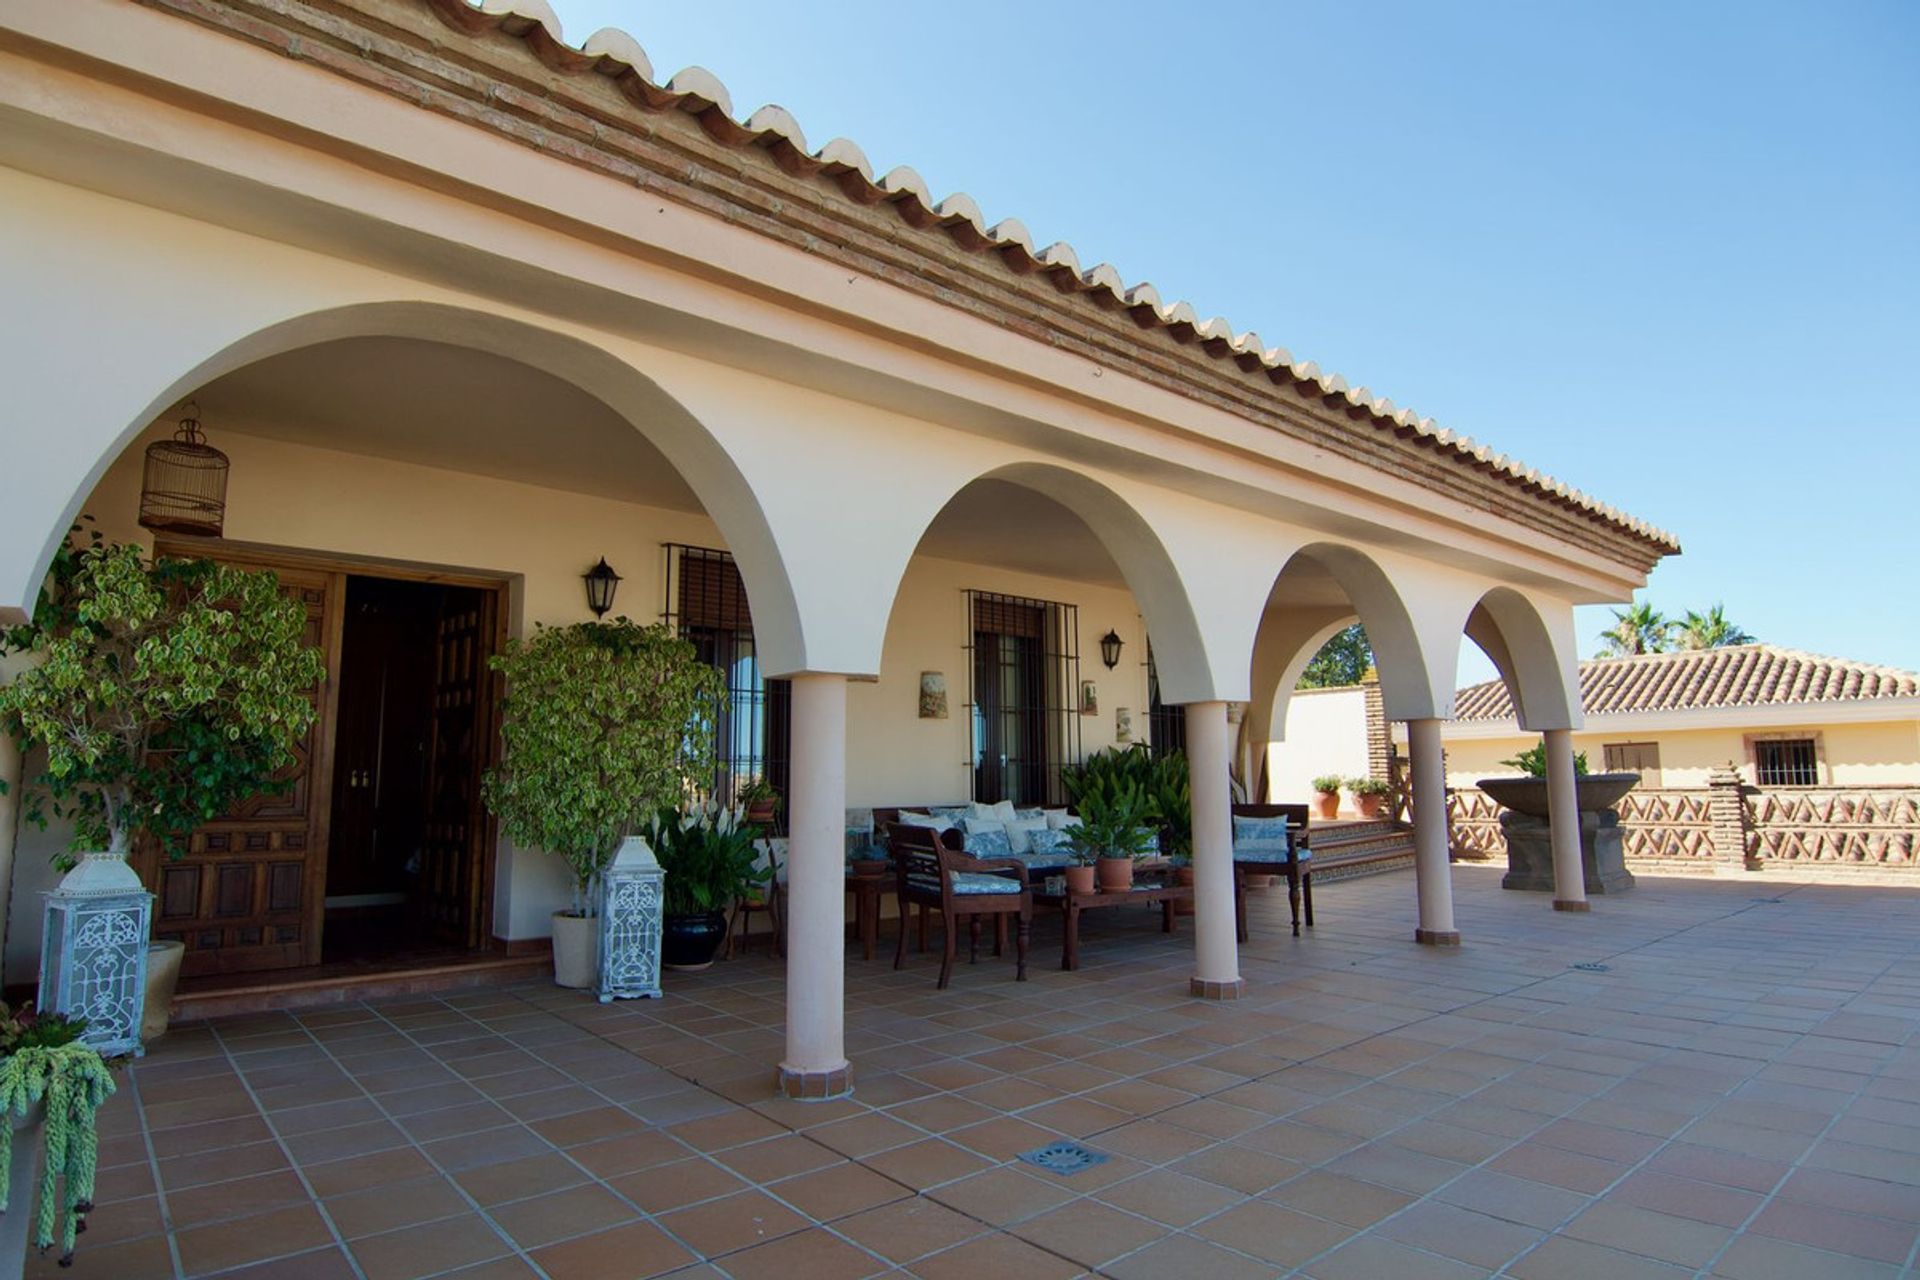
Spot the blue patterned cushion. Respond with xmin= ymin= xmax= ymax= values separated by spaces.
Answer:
xmin=1011 ymin=849 xmax=1072 ymax=874
xmin=929 ymin=805 xmax=969 ymax=824
xmin=964 ymin=826 xmax=1014 ymax=859
xmin=950 ymin=870 xmax=1022 ymax=895
xmin=1136 ymin=829 xmax=1160 ymax=858
xmin=1027 ymin=828 xmax=1072 ymax=856
xmin=1233 ymin=815 xmax=1298 ymax=862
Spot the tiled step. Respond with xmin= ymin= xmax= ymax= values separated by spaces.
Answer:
xmin=172 ymin=952 xmax=552 ymax=1023
xmin=1310 ymin=819 xmax=1417 ymax=882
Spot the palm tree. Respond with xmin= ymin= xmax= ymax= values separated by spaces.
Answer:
xmin=1598 ymin=600 xmax=1672 ymax=657
xmin=1676 ymin=603 xmax=1755 ymax=650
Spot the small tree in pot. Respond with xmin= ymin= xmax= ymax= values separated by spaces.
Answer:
xmin=0 ymin=526 xmax=323 ymax=1041
xmin=1310 ymin=775 xmax=1344 ymax=820
xmin=483 ymin=621 xmax=722 ymax=988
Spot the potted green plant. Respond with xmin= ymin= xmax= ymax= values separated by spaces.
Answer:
xmin=1062 ymin=745 xmax=1163 ymax=891
xmin=1347 ymin=775 xmax=1392 ymax=819
xmin=1311 ymin=774 xmax=1344 ymax=820
xmin=0 ymin=525 xmax=323 ymax=1039
xmin=1062 ymin=844 xmax=1098 ymax=896
xmin=483 ymin=620 xmax=722 ymax=988
xmin=0 ymin=1003 xmax=115 ymax=1270
xmin=648 ymin=800 xmax=769 ymax=970
xmin=738 ymin=776 xmax=781 ymax=830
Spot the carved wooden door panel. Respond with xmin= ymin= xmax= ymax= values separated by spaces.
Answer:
xmin=142 ymin=549 xmax=341 ymax=976
xmin=415 ymin=589 xmax=494 ymax=949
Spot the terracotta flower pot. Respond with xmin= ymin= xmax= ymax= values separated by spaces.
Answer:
xmin=850 ymin=858 xmax=890 ymax=879
xmin=1096 ymin=856 xmax=1134 ymax=893
xmin=1313 ymin=792 xmax=1340 ymax=820
xmin=1063 ymin=864 xmax=1096 ymax=896
xmin=1174 ymin=864 xmax=1195 ymax=916
xmin=1353 ymin=793 xmax=1385 ymax=820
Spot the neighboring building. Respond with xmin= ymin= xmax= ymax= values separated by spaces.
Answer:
xmin=1434 ymin=646 xmax=1920 ymax=789
xmin=0 ymin=0 xmax=1675 ymax=1090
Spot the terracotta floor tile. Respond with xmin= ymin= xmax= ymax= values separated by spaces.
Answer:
xmin=348 ymin=1214 xmax=512 ymax=1280
xmin=860 ymin=1138 xmax=994 ymax=1192
xmin=422 ymin=1125 xmax=554 ymax=1171
xmin=528 ymin=1220 xmax=697 ymax=1280
xmin=1610 ymin=1169 xmax=1763 ymax=1228
xmin=768 ymin=1161 xmax=910 ymax=1220
xmin=1709 ymin=1232 xmax=1903 ymax=1280
xmin=1563 ymin=1200 xmax=1733 ymax=1268
xmin=1436 ymin=1168 xmax=1594 ymax=1230
xmin=452 ymin=1151 xmax=590 ymax=1206
xmin=301 ymin=1146 xmax=438 ymax=1197
xmin=325 ymin=1173 xmax=472 ymax=1238
xmin=658 ymin=1188 xmax=811 ymax=1256
xmin=1168 ymin=1143 xmax=1303 ymax=1194
xmin=808 ymin=1111 xmax=926 ymax=1158
xmin=713 ymin=1133 xmax=843 ymax=1183
xmin=530 ymin=1104 xmax=646 ymax=1148
xmin=885 ymin=1094 xmax=997 ymax=1135
xmin=833 ymin=1197 xmax=989 ymax=1263
xmin=610 ymin=1156 xmax=749 ymax=1213
xmin=164 ymin=1167 xmax=311 ymax=1227
xmin=282 ymin=1118 xmax=412 ymax=1164
xmin=1190 ymin=1198 xmax=1352 ymax=1267
xmin=1508 ymin=1233 xmax=1698 ymax=1280
xmin=175 ymin=1203 xmax=334 ymax=1276
xmin=1103 ymin=1229 xmax=1284 ymax=1280
xmin=1489 ymin=1141 xmax=1630 ymax=1195
xmin=1094 ymin=1167 xmax=1244 ymax=1226
xmin=489 ymin=1183 xmax=636 ymax=1250
xmin=1376 ymin=1199 xmax=1546 ymax=1270
xmin=944 ymin=1116 xmax=1068 ymax=1162
xmin=1748 ymin=1198 xmax=1917 ymax=1263
xmin=567 ymin=1128 xmax=690 ymax=1178
xmin=192 ymin=1245 xmax=361 ymax=1280
xmin=1304 ymin=1234 xmax=1487 ymax=1280
xmin=1010 ymin=1198 xmax=1172 ymax=1268
xmin=926 ymin=1164 xmax=1079 ymax=1226
xmin=25 ymin=1232 xmax=175 ymax=1280
xmin=900 ymin=1229 xmax=1084 ymax=1280
xmin=717 ymin=1227 xmax=890 ymax=1280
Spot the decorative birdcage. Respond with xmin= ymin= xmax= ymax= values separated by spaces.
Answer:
xmin=39 ymin=854 xmax=153 ymax=1058
xmin=597 ymin=835 xmax=664 ymax=1002
xmin=138 ymin=401 xmax=229 ymax=537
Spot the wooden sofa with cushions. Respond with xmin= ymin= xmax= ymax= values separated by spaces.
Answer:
xmin=1232 ymin=803 xmax=1312 ymax=940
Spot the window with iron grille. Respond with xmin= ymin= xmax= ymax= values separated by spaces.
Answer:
xmin=1146 ymin=645 xmax=1186 ymax=759
xmin=1754 ymin=738 xmax=1819 ymax=787
xmin=661 ymin=545 xmax=790 ymax=812
xmin=965 ymin=591 xmax=1081 ymax=805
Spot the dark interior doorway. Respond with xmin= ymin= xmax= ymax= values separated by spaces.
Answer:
xmin=324 ymin=575 xmax=492 ymax=963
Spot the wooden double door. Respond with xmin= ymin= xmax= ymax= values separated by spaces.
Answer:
xmin=141 ymin=544 xmax=503 ymax=977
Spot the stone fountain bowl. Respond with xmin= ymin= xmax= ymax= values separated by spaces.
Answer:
xmin=1476 ymin=772 xmax=1641 ymax=819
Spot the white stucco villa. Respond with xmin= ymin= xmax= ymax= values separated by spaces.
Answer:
xmin=0 ymin=0 xmax=1679 ymax=1096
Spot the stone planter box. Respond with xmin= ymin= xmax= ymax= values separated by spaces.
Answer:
xmin=1478 ymin=772 xmax=1640 ymax=894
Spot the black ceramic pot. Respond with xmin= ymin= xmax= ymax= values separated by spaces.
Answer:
xmin=662 ymin=911 xmax=728 ymax=970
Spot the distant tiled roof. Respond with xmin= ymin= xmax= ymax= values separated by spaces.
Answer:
xmin=1453 ymin=646 xmax=1920 ymax=722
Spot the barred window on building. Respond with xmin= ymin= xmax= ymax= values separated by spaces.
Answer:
xmin=1753 ymin=737 xmax=1819 ymax=788
xmin=965 ymin=591 xmax=1081 ymax=806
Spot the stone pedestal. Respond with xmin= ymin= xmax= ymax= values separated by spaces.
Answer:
xmin=1499 ymin=808 xmax=1636 ymax=894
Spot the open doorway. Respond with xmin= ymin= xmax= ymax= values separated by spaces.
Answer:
xmin=323 ymin=575 xmax=493 ymax=963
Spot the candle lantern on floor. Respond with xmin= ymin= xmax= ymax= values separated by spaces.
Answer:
xmin=39 ymin=854 xmax=153 ymax=1057
xmin=597 ymin=835 xmax=664 ymax=1002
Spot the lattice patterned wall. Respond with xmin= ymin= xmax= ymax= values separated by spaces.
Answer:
xmin=1445 ymin=789 xmax=1504 ymax=859
xmin=1615 ymin=789 xmax=1717 ymax=860
xmin=1747 ymin=788 xmax=1920 ymax=865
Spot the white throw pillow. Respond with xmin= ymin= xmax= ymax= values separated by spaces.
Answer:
xmin=897 ymin=810 xmax=957 ymax=833
xmin=963 ymin=815 xmax=1010 ymax=849
xmin=1043 ymin=808 xmax=1074 ymax=830
xmin=990 ymin=799 xmax=1019 ymax=824
xmin=1006 ymin=816 xmax=1049 ymax=854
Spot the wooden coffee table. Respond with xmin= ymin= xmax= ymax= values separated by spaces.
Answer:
xmin=1034 ymin=873 xmax=1192 ymax=970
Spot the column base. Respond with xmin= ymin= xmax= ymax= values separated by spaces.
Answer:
xmin=1189 ymin=976 xmax=1245 ymax=1000
xmin=775 ymin=1062 xmax=853 ymax=1100
xmin=1414 ymin=929 xmax=1461 ymax=947
xmin=1552 ymin=899 xmax=1591 ymax=913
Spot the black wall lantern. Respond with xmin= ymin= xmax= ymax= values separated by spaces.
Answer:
xmin=1100 ymin=629 xmax=1124 ymax=670
xmin=583 ymin=557 xmax=622 ymax=618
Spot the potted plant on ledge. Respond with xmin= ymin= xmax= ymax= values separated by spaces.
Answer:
xmin=0 ymin=526 xmax=323 ymax=1044
xmin=484 ymin=620 xmax=722 ymax=989
xmin=0 ymin=1003 xmax=115 ymax=1270
xmin=649 ymin=800 xmax=769 ymax=970
xmin=1311 ymin=775 xmax=1344 ymax=821
xmin=1347 ymin=776 xmax=1393 ymax=820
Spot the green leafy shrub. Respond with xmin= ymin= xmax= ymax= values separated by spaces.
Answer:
xmin=0 ymin=523 xmax=324 ymax=866
xmin=1347 ymin=776 xmax=1393 ymax=798
xmin=1062 ymin=746 xmax=1162 ymax=863
xmin=648 ymin=801 xmax=770 ymax=917
xmin=483 ymin=620 xmax=723 ymax=916
xmin=1310 ymin=774 xmax=1344 ymax=795
xmin=1498 ymin=742 xmax=1589 ymax=777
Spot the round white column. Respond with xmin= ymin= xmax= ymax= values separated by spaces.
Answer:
xmin=1406 ymin=717 xmax=1459 ymax=945
xmin=1544 ymin=728 xmax=1590 ymax=912
xmin=777 ymin=672 xmax=851 ymax=1099
xmin=1185 ymin=701 xmax=1243 ymax=999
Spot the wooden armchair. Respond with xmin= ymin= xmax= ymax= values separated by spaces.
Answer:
xmin=1232 ymin=803 xmax=1312 ymax=940
xmin=887 ymin=824 xmax=1031 ymax=989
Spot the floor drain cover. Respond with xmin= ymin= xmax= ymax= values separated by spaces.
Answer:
xmin=1018 ymin=1141 xmax=1109 ymax=1175
xmin=1570 ymin=962 xmax=1611 ymax=972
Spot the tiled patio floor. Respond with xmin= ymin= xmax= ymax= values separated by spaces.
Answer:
xmin=41 ymin=865 xmax=1920 ymax=1279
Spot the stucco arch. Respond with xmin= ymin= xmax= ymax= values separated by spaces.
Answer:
xmin=1458 ymin=586 xmax=1582 ymax=731
xmin=0 ymin=300 xmax=811 ymax=673
xmin=875 ymin=461 xmax=1222 ymax=703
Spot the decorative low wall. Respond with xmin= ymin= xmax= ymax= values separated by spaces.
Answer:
xmin=1447 ymin=769 xmax=1920 ymax=870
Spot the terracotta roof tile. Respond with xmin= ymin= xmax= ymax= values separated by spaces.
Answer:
xmin=1453 ymin=645 xmax=1920 ymax=722
xmin=426 ymin=0 xmax=1677 ymax=555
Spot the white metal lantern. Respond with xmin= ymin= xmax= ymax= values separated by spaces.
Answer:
xmin=40 ymin=853 xmax=153 ymax=1057
xmin=597 ymin=835 xmax=664 ymax=1002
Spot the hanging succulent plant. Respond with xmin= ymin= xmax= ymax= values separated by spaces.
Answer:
xmin=0 ymin=1004 xmax=115 ymax=1264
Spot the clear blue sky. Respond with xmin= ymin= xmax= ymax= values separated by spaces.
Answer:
xmin=541 ymin=0 xmax=1918 ymax=684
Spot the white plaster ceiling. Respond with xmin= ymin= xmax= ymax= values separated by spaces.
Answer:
xmin=192 ymin=337 xmax=1131 ymax=588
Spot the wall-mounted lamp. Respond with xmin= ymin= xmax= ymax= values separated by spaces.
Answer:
xmin=583 ymin=557 xmax=622 ymax=618
xmin=1100 ymin=629 xmax=1124 ymax=670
